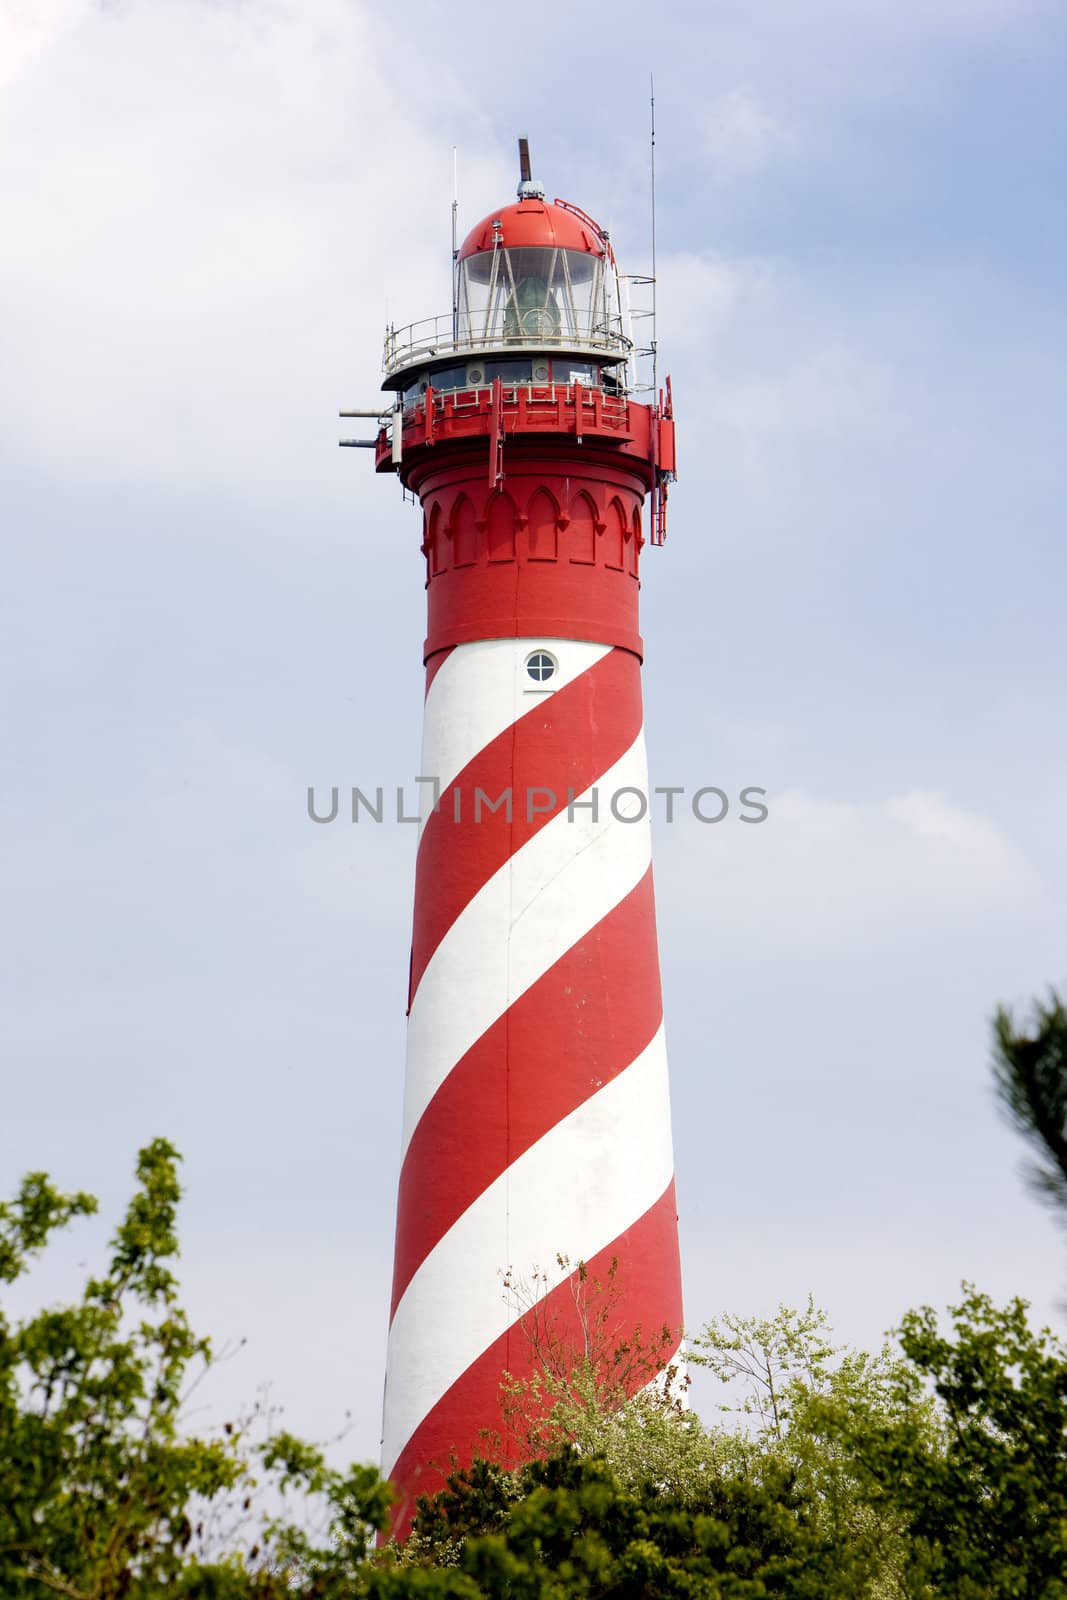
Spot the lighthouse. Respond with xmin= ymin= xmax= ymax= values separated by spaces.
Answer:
xmin=369 ymin=141 xmax=683 ymax=1531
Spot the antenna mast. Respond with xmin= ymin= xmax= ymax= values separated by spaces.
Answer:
xmin=650 ymin=75 xmax=658 ymax=401
xmin=451 ymin=146 xmax=459 ymax=342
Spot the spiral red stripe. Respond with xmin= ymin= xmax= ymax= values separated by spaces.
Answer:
xmin=409 ymin=646 xmax=639 ymax=1004
xmin=392 ymin=867 xmax=663 ymax=1316
xmin=423 ymin=646 xmax=455 ymax=697
xmin=386 ymin=1181 xmax=683 ymax=1538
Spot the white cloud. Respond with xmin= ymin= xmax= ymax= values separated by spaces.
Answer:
xmin=0 ymin=0 xmax=507 ymax=495
xmin=656 ymin=251 xmax=768 ymax=354
xmin=810 ymin=0 xmax=1047 ymax=28
xmin=656 ymin=786 xmax=1046 ymax=956
xmin=735 ymin=0 xmax=1051 ymax=40
xmin=0 ymin=0 xmax=91 ymax=88
xmin=654 ymin=249 xmax=905 ymax=456
xmin=702 ymin=86 xmax=794 ymax=178
xmin=715 ymin=344 xmax=901 ymax=441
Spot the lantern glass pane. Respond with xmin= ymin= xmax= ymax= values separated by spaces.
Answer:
xmin=457 ymin=248 xmax=610 ymax=349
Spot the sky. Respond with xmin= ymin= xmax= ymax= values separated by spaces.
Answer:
xmin=2 ymin=0 xmax=1065 ymax=1462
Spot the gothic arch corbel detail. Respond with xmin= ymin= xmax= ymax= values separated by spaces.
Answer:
xmin=526 ymin=487 xmax=560 ymax=562
xmin=486 ymin=489 xmax=517 ymax=563
xmin=567 ymin=489 xmax=597 ymax=566
xmin=451 ymin=494 xmax=478 ymax=567
xmin=425 ymin=502 xmax=443 ymax=581
xmin=422 ymin=500 xmax=439 ymax=557
xmin=605 ymin=497 xmax=627 ymax=571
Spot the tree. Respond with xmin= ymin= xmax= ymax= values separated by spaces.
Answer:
xmin=500 ymin=1275 xmax=921 ymax=1596
xmin=0 ymin=1140 xmax=391 ymax=1599
xmin=5 ymin=1140 xmax=1067 ymax=1597
xmin=396 ymin=1446 xmax=876 ymax=1599
xmin=496 ymin=1254 xmax=688 ymax=1480
xmin=692 ymin=1297 xmax=840 ymax=1442
xmin=992 ymin=989 xmax=1067 ymax=1223
xmin=819 ymin=1285 xmax=1067 ymax=1599
xmin=0 ymin=1140 xmax=242 ymax=1596
xmin=691 ymin=1299 xmax=922 ymax=1598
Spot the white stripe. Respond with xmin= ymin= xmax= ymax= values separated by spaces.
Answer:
xmin=382 ymin=1024 xmax=674 ymax=1476
xmin=419 ymin=639 xmax=613 ymax=834
xmin=403 ymin=731 xmax=652 ymax=1152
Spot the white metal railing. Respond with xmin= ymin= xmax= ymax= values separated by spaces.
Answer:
xmin=382 ymin=312 xmax=632 ymax=378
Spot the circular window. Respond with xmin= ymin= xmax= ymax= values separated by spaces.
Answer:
xmin=526 ymin=650 xmax=557 ymax=683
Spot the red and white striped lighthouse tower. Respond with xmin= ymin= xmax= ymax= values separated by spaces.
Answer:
xmin=371 ymin=142 xmax=682 ymax=1531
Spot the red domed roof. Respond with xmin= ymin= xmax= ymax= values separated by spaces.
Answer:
xmin=458 ymin=198 xmax=607 ymax=261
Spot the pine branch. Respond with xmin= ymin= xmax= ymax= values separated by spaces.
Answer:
xmin=992 ymin=990 xmax=1067 ymax=1219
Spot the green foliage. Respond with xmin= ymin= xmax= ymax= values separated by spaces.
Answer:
xmin=3 ymin=1142 xmax=1067 ymax=1598
xmin=254 ymin=1443 xmax=394 ymax=1596
xmin=0 ymin=1172 xmax=97 ymax=1286
xmin=0 ymin=1141 xmax=392 ymax=1600
xmin=690 ymin=1299 xmax=920 ymax=1598
xmin=993 ymin=989 xmax=1067 ymax=1220
xmin=692 ymin=1297 xmax=840 ymax=1441
xmin=823 ymin=1285 xmax=1067 ymax=1599
xmin=396 ymin=1446 xmax=874 ymax=1598
xmin=494 ymin=1281 xmax=920 ymax=1596
xmin=497 ymin=1253 xmax=684 ymax=1471
xmin=0 ymin=1139 xmax=243 ymax=1597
